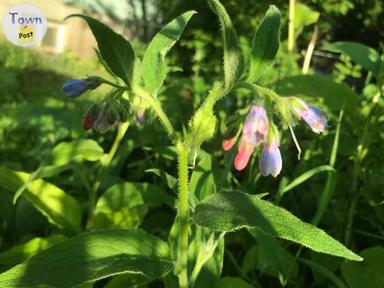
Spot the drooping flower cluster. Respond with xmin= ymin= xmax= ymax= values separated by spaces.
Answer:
xmin=62 ymin=77 xmax=131 ymax=133
xmin=223 ymin=100 xmax=327 ymax=177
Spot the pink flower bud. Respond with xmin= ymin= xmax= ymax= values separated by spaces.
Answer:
xmin=235 ymin=141 xmax=255 ymax=171
xmin=222 ymin=138 xmax=235 ymax=151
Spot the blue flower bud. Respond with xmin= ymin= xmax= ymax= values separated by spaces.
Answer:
xmin=259 ymin=137 xmax=282 ymax=178
xmin=62 ymin=77 xmax=101 ymax=99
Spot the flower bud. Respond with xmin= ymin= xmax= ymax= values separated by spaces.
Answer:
xmin=292 ymin=98 xmax=327 ymax=134
xmin=62 ymin=77 xmax=102 ymax=99
xmin=83 ymin=104 xmax=101 ymax=130
xmin=259 ymin=136 xmax=282 ymax=177
xmin=222 ymin=137 xmax=235 ymax=151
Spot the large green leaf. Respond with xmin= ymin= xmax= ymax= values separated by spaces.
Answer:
xmin=0 ymin=167 xmax=82 ymax=232
xmin=208 ymin=0 xmax=243 ymax=90
xmin=67 ymin=15 xmax=135 ymax=86
xmin=192 ymin=191 xmax=362 ymax=261
xmin=275 ymin=75 xmax=359 ymax=112
xmin=341 ymin=246 xmax=384 ymax=288
xmin=40 ymin=139 xmax=105 ymax=177
xmin=323 ymin=42 xmax=381 ymax=75
xmin=0 ymin=229 xmax=172 ymax=288
xmin=142 ymin=11 xmax=196 ymax=95
xmin=248 ymin=5 xmax=280 ymax=82
xmin=92 ymin=183 xmax=148 ymax=229
xmin=0 ymin=235 xmax=66 ymax=267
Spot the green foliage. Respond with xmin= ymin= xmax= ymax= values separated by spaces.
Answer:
xmin=0 ymin=229 xmax=173 ymax=287
xmin=323 ymin=41 xmax=382 ymax=75
xmin=67 ymin=15 xmax=136 ymax=87
xmin=207 ymin=0 xmax=244 ymax=90
xmin=142 ymin=11 xmax=196 ymax=95
xmin=248 ymin=5 xmax=280 ymax=82
xmin=192 ymin=191 xmax=362 ymax=261
xmin=341 ymin=247 xmax=384 ymax=288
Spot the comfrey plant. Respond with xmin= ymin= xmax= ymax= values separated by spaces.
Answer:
xmin=0 ymin=1 xmax=362 ymax=287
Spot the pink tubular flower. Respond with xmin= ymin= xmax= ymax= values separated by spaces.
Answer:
xmin=259 ymin=137 xmax=282 ymax=177
xmin=293 ymin=99 xmax=327 ymax=134
xmin=222 ymin=137 xmax=236 ymax=151
xmin=234 ymin=105 xmax=269 ymax=171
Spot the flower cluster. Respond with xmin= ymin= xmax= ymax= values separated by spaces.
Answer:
xmin=223 ymin=99 xmax=327 ymax=177
xmin=62 ymin=77 xmax=131 ymax=133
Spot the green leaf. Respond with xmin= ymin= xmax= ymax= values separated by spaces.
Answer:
xmin=0 ymin=229 xmax=173 ymax=288
xmin=248 ymin=5 xmax=280 ymax=82
xmin=323 ymin=42 xmax=381 ymax=75
xmin=216 ymin=277 xmax=251 ymax=288
xmin=93 ymin=183 xmax=149 ymax=229
xmin=0 ymin=167 xmax=82 ymax=232
xmin=281 ymin=165 xmax=335 ymax=195
xmin=190 ymin=153 xmax=216 ymax=201
xmin=341 ymin=246 xmax=384 ymax=288
xmin=0 ymin=235 xmax=66 ymax=266
xmin=142 ymin=11 xmax=196 ymax=95
xmin=275 ymin=75 xmax=359 ymax=112
xmin=40 ymin=139 xmax=105 ymax=177
xmin=192 ymin=191 xmax=362 ymax=261
xmin=208 ymin=0 xmax=243 ymax=90
xmin=244 ymin=229 xmax=298 ymax=278
xmin=294 ymin=3 xmax=319 ymax=33
xmin=67 ymin=15 xmax=135 ymax=86
xmin=300 ymin=258 xmax=347 ymax=288
xmin=146 ymin=168 xmax=178 ymax=194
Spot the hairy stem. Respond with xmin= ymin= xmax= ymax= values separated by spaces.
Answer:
xmin=87 ymin=122 xmax=129 ymax=227
xmin=177 ymin=142 xmax=190 ymax=288
xmin=133 ymin=86 xmax=176 ymax=142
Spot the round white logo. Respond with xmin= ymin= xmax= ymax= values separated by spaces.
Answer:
xmin=2 ymin=3 xmax=47 ymax=47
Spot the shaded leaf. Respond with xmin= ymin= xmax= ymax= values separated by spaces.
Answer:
xmin=0 ymin=229 xmax=172 ymax=288
xmin=323 ymin=42 xmax=381 ymax=75
xmin=341 ymin=246 xmax=384 ymax=288
xmin=67 ymin=15 xmax=135 ymax=86
xmin=216 ymin=277 xmax=251 ymax=288
xmin=192 ymin=191 xmax=362 ymax=261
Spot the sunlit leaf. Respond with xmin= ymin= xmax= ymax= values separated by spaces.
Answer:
xmin=0 ymin=229 xmax=173 ymax=288
xmin=248 ymin=5 xmax=280 ymax=82
xmin=192 ymin=191 xmax=362 ymax=261
xmin=0 ymin=167 xmax=82 ymax=232
xmin=208 ymin=0 xmax=243 ymax=89
xmin=142 ymin=11 xmax=196 ymax=95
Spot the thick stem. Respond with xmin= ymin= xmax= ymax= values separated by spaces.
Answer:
xmin=177 ymin=143 xmax=190 ymax=288
xmin=87 ymin=122 xmax=129 ymax=227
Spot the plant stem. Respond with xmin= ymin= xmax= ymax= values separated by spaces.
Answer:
xmin=133 ymin=86 xmax=176 ymax=142
xmin=177 ymin=142 xmax=190 ymax=288
xmin=344 ymin=91 xmax=381 ymax=244
xmin=288 ymin=0 xmax=296 ymax=52
xmin=87 ymin=122 xmax=129 ymax=227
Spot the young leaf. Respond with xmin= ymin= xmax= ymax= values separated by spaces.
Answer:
xmin=0 ymin=229 xmax=173 ymax=288
xmin=142 ymin=11 xmax=196 ymax=95
xmin=248 ymin=5 xmax=281 ymax=82
xmin=208 ymin=0 xmax=243 ymax=90
xmin=0 ymin=167 xmax=82 ymax=232
xmin=67 ymin=15 xmax=135 ymax=86
xmin=322 ymin=41 xmax=381 ymax=75
xmin=192 ymin=191 xmax=362 ymax=261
